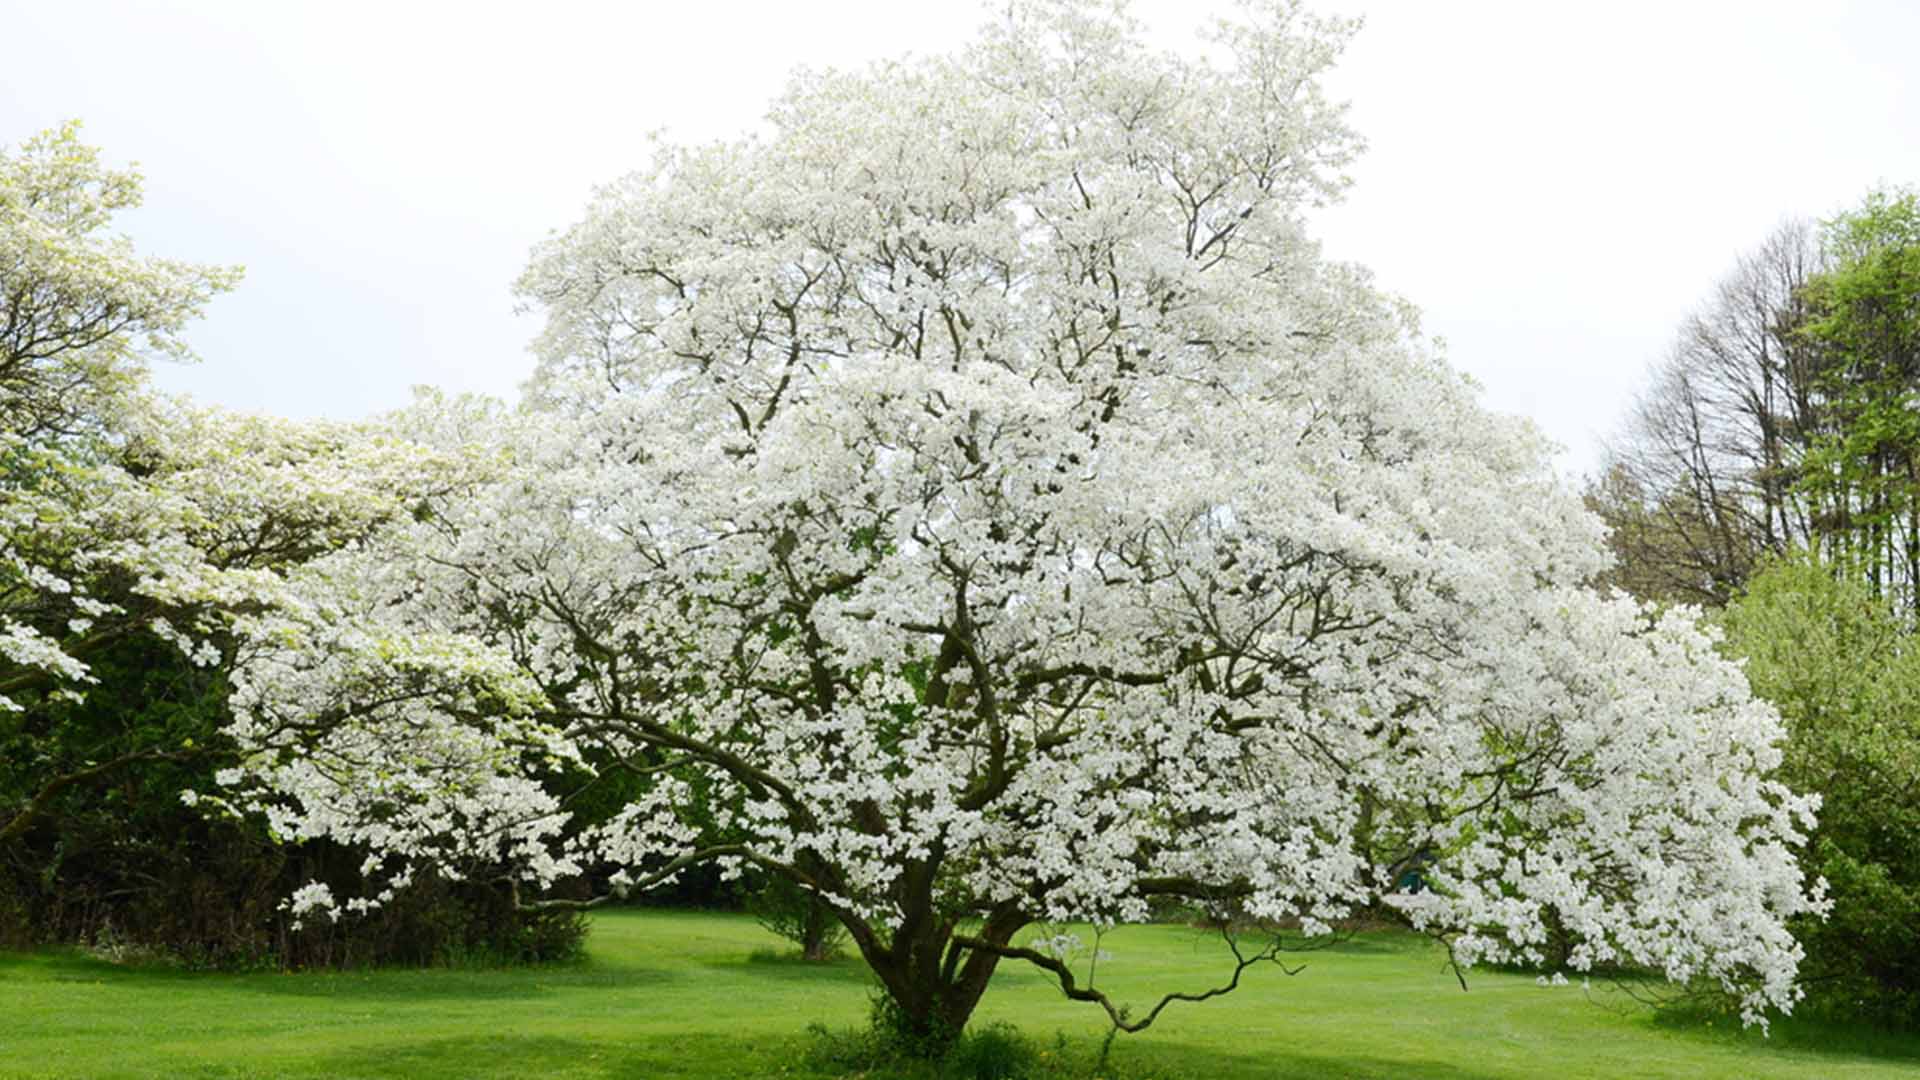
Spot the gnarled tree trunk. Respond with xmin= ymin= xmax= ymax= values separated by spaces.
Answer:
xmin=839 ymin=879 xmax=1029 ymax=1053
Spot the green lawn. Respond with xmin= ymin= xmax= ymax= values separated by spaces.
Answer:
xmin=0 ymin=910 xmax=1913 ymax=1079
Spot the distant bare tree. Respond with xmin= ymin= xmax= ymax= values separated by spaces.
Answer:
xmin=1594 ymin=220 xmax=1827 ymax=605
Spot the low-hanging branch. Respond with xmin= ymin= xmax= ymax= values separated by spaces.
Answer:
xmin=951 ymin=925 xmax=1305 ymax=1035
xmin=507 ymin=843 xmax=751 ymax=912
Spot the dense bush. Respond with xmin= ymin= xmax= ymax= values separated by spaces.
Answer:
xmin=2 ymin=792 xmax=588 ymax=971
xmin=0 ymin=636 xmax=586 ymax=970
xmin=1719 ymin=555 xmax=1920 ymax=1027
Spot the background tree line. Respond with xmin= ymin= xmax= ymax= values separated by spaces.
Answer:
xmin=1593 ymin=186 xmax=1920 ymax=1026
xmin=1593 ymin=187 xmax=1920 ymax=613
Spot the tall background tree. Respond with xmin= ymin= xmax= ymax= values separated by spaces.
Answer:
xmin=1593 ymin=187 xmax=1920 ymax=614
xmin=1590 ymin=219 xmax=1823 ymax=606
xmin=1794 ymin=189 xmax=1920 ymax=612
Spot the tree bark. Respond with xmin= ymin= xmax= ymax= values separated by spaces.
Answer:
xmin=848 ymin=899 xmax=1028 ymax=1053
xmin=800 ymin=899 xmax=836 ymax=962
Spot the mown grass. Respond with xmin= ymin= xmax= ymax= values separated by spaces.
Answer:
xmin=0 ymin=909 xmax=1914 ymax=1079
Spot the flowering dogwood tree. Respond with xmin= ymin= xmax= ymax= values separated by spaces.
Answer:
xmin=0 ymin=123 xmax=480 ymax=847
xmin=0 ymin=121 xmax=239 ymax=440
xmin=223 ymin=0 xmax=1820 ymax=1041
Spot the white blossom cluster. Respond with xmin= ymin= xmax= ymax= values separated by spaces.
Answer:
xmin=2 ymin=124 xmax=491 ymax=728
xmin=220 ymin=0 xmax=1821 ymax=1026
xmin=1 ymin=396 xmax=489 ymax=719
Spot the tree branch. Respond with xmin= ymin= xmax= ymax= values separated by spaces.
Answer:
xmin=950 ymin=925 xmax=1301 ymax=1035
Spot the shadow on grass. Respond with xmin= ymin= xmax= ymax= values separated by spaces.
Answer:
xmin=1116 ymin=1045 xmax=1508 ymax=1080
xmin=1307 ymin=931 xmax=1435 ymax=956
xmin=0 ymin=945 xmax=683 ymax=1003
xmin=1648 ymin=1002 xmax=1920 ymax=1067
xmin=712 ymin=948 xmax=873 ymax=984
xmin=0 ymin=946 xmax=262 ymax=990
xmin=307 ymin=1028 xmax=1515 ymax=1080
xmin=311 ymin=1031 xmax=810 ymax=1080
xmin=234 ymin=956 xmax=685 ymax=1002
xmin=0 ymin=946 xmax=120 ymax=981
xmin=313 ymin=1033 xmax=616 ymax=1080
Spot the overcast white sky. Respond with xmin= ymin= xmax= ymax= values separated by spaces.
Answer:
xmin=5 ymin=0 xmax=1916 ymax=479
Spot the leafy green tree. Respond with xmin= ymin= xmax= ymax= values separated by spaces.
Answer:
xmin=1720 ymin=554 xmax=1920 ymax=1026
xmin=1795 ymin=188 xmax=1920 ymax=613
